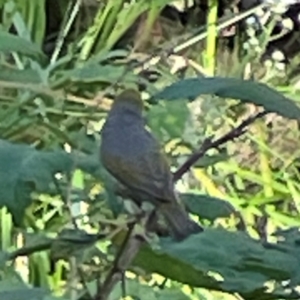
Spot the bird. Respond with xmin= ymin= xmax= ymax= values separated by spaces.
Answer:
xmin=100 ymin=89 xmax=203 ymax=241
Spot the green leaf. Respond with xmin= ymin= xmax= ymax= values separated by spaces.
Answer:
xmin=0 ymin=277 xmax=49 ymax=300
xmin=181 ymin=193 xmax=236 ymax=221
xmin=0 ymin=251 xmax=9 ymax=268
xmin=147 ymin=99 xmax=190 ymax=141
xmin=155 ymin=77 xmax=300 ymax=120
xmin=133 ymin=228 xmax=300 ymax=298
xmin=50 ymin=229 xmax=102 ymax=263
xmin=0 ymin=31 xmax=46 ymax=62
xmin=71 ymin=151 xmax=103 ymax=179
xmin=87 ymin=49 xmax=129 ymax=64
xmin=68 ymin=64 xmax=134 ymax=83
xmin=109 ymin=279 xmax=157 ymax=300
xmin=71 ymin=148 xmax=124 ymax=215
xmin=15 ymin=0 xmax=46 ymax=47
xmin=0 ymin=140 xmax=73 ymax=224
xmin=110 ymin=279 xmax=192 ymax=300
xmin=157 ymin=290 xmax=192 ymax=300
xmin=193 ymin=152 xmax=229 ymax=168
xmin=133 ymin=237 xmax=219 ymax=289
xmin=51 ymin=64 xmax=141 ymax=89
xmin=0 ymin=66 xmax=42 ymax=84
xmin=0 ymin=288 xmax=49 ymax=300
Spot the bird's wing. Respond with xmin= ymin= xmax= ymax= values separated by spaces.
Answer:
xmin=106 ymin=142 xmax=175 ymax=204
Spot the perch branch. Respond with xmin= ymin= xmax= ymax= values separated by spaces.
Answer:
xmin=94 ymin=212 xmax=155 ymax=300
xmin=173 ymin=110 xmax=268 ymax=181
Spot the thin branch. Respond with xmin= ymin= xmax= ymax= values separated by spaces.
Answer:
xmin=54 ymin=170 xmax=94 ymax=299
xmin=94 ymin=214 xmax=152 ymax=300
xmin=173 ymin=111 xmax=268 ymax=181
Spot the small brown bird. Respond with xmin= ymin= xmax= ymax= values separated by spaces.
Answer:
xmin=100 ymin=89 xmax=202 ymax=240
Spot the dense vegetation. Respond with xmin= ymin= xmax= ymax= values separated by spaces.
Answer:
xmin=1 ymin=1 xmax=300 ymax=299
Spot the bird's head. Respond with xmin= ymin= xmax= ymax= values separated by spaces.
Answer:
xmin=112 ymin=89 xmax=144 ymax=114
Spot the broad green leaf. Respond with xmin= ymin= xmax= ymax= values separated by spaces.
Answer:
xmin=0 ymin=251 xmax=9 ymax=268
xmin=0 ymin=31 xmax=46 ymax=62
xmin=109 ymin=279 xmax=157 ymax=300
xmin=0 ymin=288 xmax=49 ymax=300
xmin=50 ymin=229 xmax=102 ymax=263
xmin=273 ymin=228 xmax=300 ymax=286
xmin=157 ymin=290 xmax=192 ymax=300
xmin=0 ymin=140 xmax=73 ymax=224
xmin=0 ymin=276 xmax=25 ymax=290
xmin=68 ymin=64 xmax=134 ymax=83
xmin=51 ymin=64 xmax=141 ymax=89
xmin=0 ymin=277 xmax=49 ymax=299
xmin=133 ymin=236 xmax=219 ymax=289
xmin=44 ymin=296 xmax=68 ymax=300
xmin=133 ymin=228 xmax=300 ymax=298
xmin=0 ymin=66 xmax=41 ymax=84
xmin=155 ymin=77 xmax=300 ymax=120
xmin=71 ymin=151 xmax=103 ymax=179
xmin=181 ymin=193 xmax=236 ymax=221
xmin=0 ymin=233 xmax=54 ymax=263
xmin=193 ymin=152 xmax=229 ymax=168
xmin=110 ymin=279 xmax=192 ymax=300
xmin=274 ymin=227 xmax=300 ymax=246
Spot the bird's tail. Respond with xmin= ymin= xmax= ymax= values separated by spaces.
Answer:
xmin=160 ymin=203 xmax=203 ymax=241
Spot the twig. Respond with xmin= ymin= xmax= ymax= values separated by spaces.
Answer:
xmin=94 ymin=214 xmax=152 ymax=300
xmin=173 ymin=111 xmax=268 ymax=181
xmin=54 ymin=171 xmax=94 ymax=299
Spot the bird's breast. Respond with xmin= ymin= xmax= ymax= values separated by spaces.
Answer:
xmin=101 ymin=121 xmax=143 ymax=161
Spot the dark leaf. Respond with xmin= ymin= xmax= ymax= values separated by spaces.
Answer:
xmin=155 ymin=77 xmax=300 ymax=120
xmin=0 ymin=287 xmax=49 ymax=300
xmin=50 ymin=229 xmax=101 ymax=263
xmin=193 ymin=152 xmax=229 ymax=168
xmin=133 ymin=228 xmax=300 ymax=298
xmin=51 ymin=64 xmax=141 ymax=89
xmin=181 ymin=193 xmax=236 ymax=221
xmin=0 ymin=31 xmax=46 ymax=62
xmin=0 ymin=66 xmax=42 ymax=84
xmin=0 ymin=140 xmax=73 ymax=224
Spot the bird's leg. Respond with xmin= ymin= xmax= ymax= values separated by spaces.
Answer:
xmin=115 ymin=184 xmax=171 ymax=239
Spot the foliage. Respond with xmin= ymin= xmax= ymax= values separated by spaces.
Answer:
xmin=1 ymin=1 xmax=300 ymax=300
